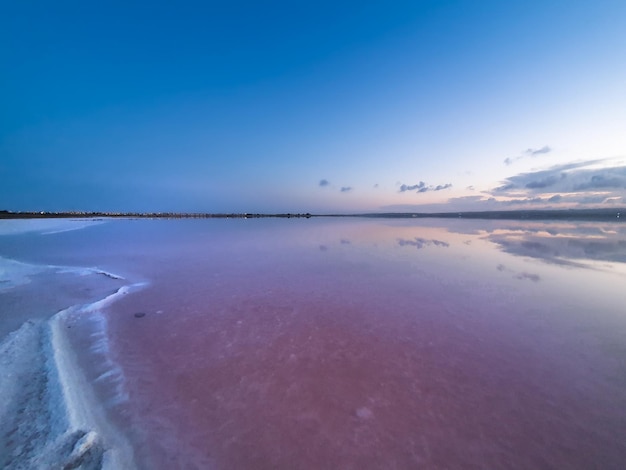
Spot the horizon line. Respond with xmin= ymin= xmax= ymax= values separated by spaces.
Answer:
xmin=1 ymin=208 xmax=624 ymax=222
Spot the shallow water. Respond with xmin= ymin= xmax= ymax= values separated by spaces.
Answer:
xmin=1 ymin=217 xmax=626 ymax=469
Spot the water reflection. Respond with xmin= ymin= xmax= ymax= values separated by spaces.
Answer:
xmin=393 ymin=218 xmax=625 ymax=267
xmin=397 ymin=237 xmax=450 ymax=249
xmin=2 ymin=217 xmax=626 ymax=469
xmin=324 ymin=218 xmax=625 ymax=275
xmin=496 ymin=264 xmax=541 ymax=282
xmin=103 ymin=217 xmax=626 ymax=468
xmin=482 ymin=221 xmax=626 ymax=267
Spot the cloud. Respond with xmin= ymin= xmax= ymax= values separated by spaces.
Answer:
xmin=399 ymin=182 xmax=426 ymax=192
xmin=319 ymin=179 xmax=354 ymax=193
xmin=573 ymin=173 xmax=626 ymax=191
xmin=524 ymin=174 xmax=562 ymax=189
xmin=452 ymin=192 xmax=620 ymax=209
xmin=504 ymin=145 xmax=552 ymax=165
xmin=399 ymin=181 xmax=453 ymax=194
xmin=576 ymin=195 xmax=611 ymax=204
xmin=492 ymin=160 xmax=626 ymax=197
xmin=503 ymin=197 xmax=545 ymax=205
xmin=526 ymin=145 xmax=552 ymax=156
xmin=380 ymin=161 xmax=625 ymax=211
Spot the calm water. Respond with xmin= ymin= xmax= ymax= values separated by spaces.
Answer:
xmin=2 ymin=217 xmax=626 ymax=469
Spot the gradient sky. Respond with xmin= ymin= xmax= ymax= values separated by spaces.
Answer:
xmin=2 ymin=0 xmax=626 ymax=213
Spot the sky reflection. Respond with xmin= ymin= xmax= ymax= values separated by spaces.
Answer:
xmin=1 ymin=217 xmax=625 ymax=469
xmin=99 ymin=217 xmax=626 ymax=468
xmin=477 ymin=221 xmax=626 ymax=269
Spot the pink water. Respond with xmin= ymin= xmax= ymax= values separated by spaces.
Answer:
xmin=4 ymin=218 xmax=626 ymax=468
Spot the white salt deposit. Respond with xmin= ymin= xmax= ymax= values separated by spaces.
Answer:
xmin=51 ymin=305 xmax=137 ymax=469
xmin=0 ymin=247 xmax=142 ymax=469
xmin=0 ymin=256 xmax=46 ymax=291
xmin=0 ymin=218 xmax=105 ymax=236
xmin=54 ymin=266 xmax=127 ymax=280
xmin=0 ymin=255 xmax=125 ymax=296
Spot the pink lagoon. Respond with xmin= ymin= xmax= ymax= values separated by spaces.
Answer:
xmin=1 ymin=216 xmax=625 ymax=469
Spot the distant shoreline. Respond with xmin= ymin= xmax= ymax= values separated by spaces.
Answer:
xmin=0 ymin=211 xmax=313 ymax=220
xmin=0 ymin=208 xmax=624 ymax=222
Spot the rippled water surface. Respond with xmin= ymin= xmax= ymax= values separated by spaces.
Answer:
xmin=2 ymin=217 xmax=625 ymax=469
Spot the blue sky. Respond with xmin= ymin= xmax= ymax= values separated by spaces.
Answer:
xmin=2 ymin=0 xmax=626 ymax=213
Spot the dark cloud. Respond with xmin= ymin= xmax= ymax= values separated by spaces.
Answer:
xmin=340 ymin=186 xmax=352 ymax=193
xmin=443 ymin=191 xmax=620 ymax=210
xmin=492 ymin=160 xmax=626 ymax=198
xmin=583 ymin=195 xmax=620 ymax=205
xmin=319 ymin=179 xmax=329 ymax=187
xmin=447 ymin=194 xmax=558 ymax=207
xmin=573 ymin=173 xmax=626 ymax=190
xmin=399 ymin=181 xmax=452 ymax=194
xmin=578 ymin=195 xmax=618 ymax=204
xmin=399 ymin=182 xmax=426 ymax=192
xmin=504 ymin=145 xmax=552 ymax=165
xmin=524 ymin=174 xmax=563 ymax=189
xmin=526 ymin=146 xmax=552 ymax=156
xmin=494 ymin=183 xmax=515 ymax=192
xmin=503 ymin=196 xmax=557 ymax=205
